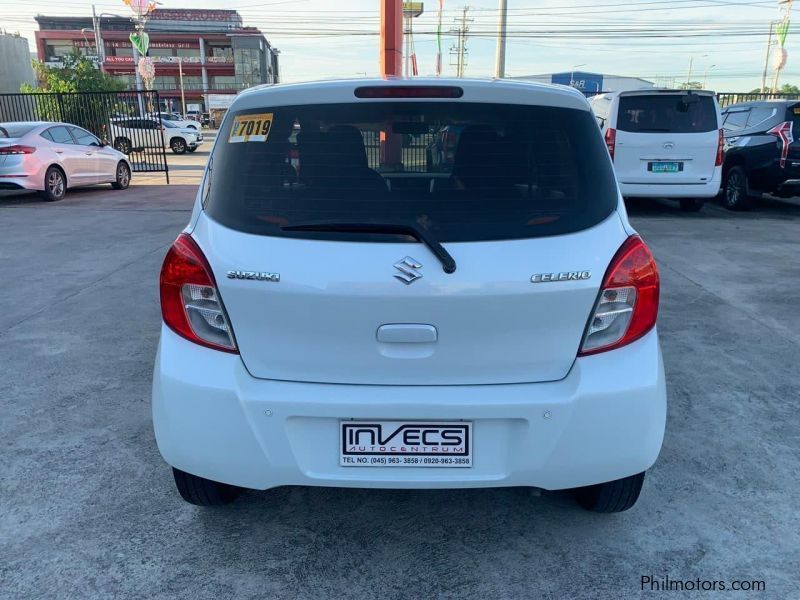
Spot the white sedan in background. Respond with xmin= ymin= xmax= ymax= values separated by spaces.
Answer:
xmin=0 ymin=121 xmax=132 ymax=201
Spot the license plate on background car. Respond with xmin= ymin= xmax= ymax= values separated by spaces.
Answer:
xmin=649 ymin=161 xmax=682 ymax=173
xmin=340 ymin=421 xmax=473 ymax=468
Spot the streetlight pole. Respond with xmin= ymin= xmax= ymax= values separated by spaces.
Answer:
xmin=703 ymin=64 xmax=716 ymax=89
xmin=91 ymin=5 xmax=105 ymax=71
xmin=761 ymin=22 xmax=775 ymax=93
xmin=494 ymin=0 xmax=508 ymax=78
xmin=178 ymin=56 xmax=187 ymax=118
xmin=687 ymin=54 xmax=707 ymax=87
xmin=571 ymin=63 xmax=586 ymax=88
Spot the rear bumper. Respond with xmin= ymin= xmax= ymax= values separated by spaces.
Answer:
xmin=152 ymin=326 xmax=666 ymax=491
xmin=619 ymin=168 xmax=721 ymax=198
xmin=0 ymin=176 xmax=40 ymax=191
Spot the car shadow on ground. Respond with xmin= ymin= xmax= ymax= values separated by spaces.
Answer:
xmin=624 ymin=195 xmax=800 ymax=218
xmin=0 ymin=183 xmax=197 ymax=209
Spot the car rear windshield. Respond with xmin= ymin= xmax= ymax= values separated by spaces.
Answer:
xmin=617 ymin=94 xmax=718 ymax=134
xmin=205 ymin=102 xmax=618 ymax=243
xmin=0 ymin=123 xmax=37 ymax=138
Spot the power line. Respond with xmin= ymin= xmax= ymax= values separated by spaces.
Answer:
xmin=450 ymin=6 xmax=473 ymax=77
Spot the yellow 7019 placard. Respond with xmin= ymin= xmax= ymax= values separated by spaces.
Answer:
xmin=228 ymin=113 xmax=274 ymax=143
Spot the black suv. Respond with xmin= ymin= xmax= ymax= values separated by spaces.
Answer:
xmin=721 ymin=100 xmax=800 ymax=210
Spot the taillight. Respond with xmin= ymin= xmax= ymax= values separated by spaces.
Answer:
xmin=604 ymin=128 xmax=616 ymax=161
xmin=715 ymin=128 xmax=724 ymax=167
xmin=159 ymin=234 xmax=237 ymax=353
xmin=579 ymin=236 xmax=659 ymax=356
xmin=768 ymin=121 xmax=794 ymax=168
xmin=354 ymin=86 xmax=464 ymax=99
xmin=0 ymin=145 xmax=36 ymax=155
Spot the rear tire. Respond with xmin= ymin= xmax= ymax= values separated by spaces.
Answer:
xmin=172 ymin=468 xmax=242 ymax=506
xmin=111 ymin=161 xmax=131 ymax=190
xmin=39 ymin=166 xmax=66 ymax=202
xmin=572 ymin=472 xmax=645 ymax=513
xmin=723 ymin=165 xmax=751 ymax=211
xmin=170 ymin=138 xmax=187 ymax=154
xmin=679 ymin=198 xmax=703 ymax=212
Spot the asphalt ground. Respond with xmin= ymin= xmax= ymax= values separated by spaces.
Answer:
xmin=1 ymin=145 xmax=798 ymax=599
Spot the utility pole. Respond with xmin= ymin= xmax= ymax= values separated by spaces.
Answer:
xmin=686 ymin=56 xmax=694 ymax=86
xmin=761 ymin=22 xmax=775 ymax=93
xmin=450 ymin=6 xmax=472 ymax=77
xmin=494 ymin=0 xmax=507 ymax=78
xmin=380 ymin=0 xmax=403 ymax=170
xmin=380 ymin=0 xmax=403 ymax=77
xmin=703 ymin=64 xmax=716 ymax=89
xmin=91 ymin=5 xmax=105 ymax=72
xmin=178 ymin=56 xmax=187 ymax=118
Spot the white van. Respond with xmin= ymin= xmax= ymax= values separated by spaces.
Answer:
xmin=590 ymin=90 xmax=723 ymax=212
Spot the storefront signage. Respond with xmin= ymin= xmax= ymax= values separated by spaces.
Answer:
xmin=75 ymin=40 xmax=197 ymax=49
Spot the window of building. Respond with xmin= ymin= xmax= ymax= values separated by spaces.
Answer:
xmin=45 ymin=41 xmax=76 ymax=60
xmin=212 ymin=75 xmax=237 ymax=88
xmin=176 ymin=48 xmax=201 ymax=59
xmin=181 ymin=75 xmax=204 ymax=89
xmin=149 ymin=48 xmax=174 ymax=58
xmin=154 ymin=76 xmax=177 ymax=89
xmin=210 ymin=47 xmax=233 ymax=60
xmin=234 ymin=47 xmax=263 ymax=87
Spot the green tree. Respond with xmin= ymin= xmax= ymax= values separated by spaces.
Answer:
xmin=21 ymin=51 xmax=125 ymax=93
xmin=678 ymin=81 xmax=703 ymax=90
xmin=748 ymin=83 xmax=800 ymax=94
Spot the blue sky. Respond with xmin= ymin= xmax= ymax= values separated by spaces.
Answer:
xmin=1 ymin=0 xmax=796 ymax=91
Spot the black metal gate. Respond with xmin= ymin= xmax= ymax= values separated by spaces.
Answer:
xmin=717 ymin=92 xmax=800 ymax=108
xmin=0 ymin=90 xmax=169 ymax=181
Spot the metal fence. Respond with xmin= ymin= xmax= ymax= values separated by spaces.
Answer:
xmin=717 ymin=92 xmax=800 ymax=108
xmin=581 ymin=89 xmax=800 ymax=108
xmin=362 ymin=130 xmax=434 ymax=173
xmin=0 ymin=91 xmax=169 ymax=180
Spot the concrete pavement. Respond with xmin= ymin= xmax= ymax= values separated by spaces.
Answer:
xmin=1 ymin=170 xmax=798 ymax=598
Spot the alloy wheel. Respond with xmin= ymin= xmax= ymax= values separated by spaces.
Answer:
xmin=118 ymin=164 xmax=130 ymax=188
xmin=726 ymin=171 xmax=743 ymax=207
xmin=48 ymin=170 xmax=65 ymax=198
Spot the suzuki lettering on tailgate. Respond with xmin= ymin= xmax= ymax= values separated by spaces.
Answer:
xmin=340 ymin=421 xmax=472 ymax=467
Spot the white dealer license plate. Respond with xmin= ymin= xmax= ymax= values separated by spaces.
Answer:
xmin=340 ymin=421 xmax=473 ymax=468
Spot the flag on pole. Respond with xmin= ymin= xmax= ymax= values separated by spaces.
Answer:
xmin=777 ymin=18 xmax=791 ymax=47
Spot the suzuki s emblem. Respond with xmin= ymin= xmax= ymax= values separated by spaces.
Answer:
xmin=663 ymin=142 xmax=675 ymax=149
xmin=394 ymin=257 xmax=423 ymax=285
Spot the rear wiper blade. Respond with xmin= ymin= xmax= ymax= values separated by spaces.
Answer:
xmin=282 ymin=221 xmax=457 ymax=274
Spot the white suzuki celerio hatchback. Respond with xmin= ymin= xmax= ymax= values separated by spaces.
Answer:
xmin=153 ymin=79 xmax=666 ymax=513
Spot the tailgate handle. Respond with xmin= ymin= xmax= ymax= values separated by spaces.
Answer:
xmin=377 ymin=324 xmax=437 ymax=344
